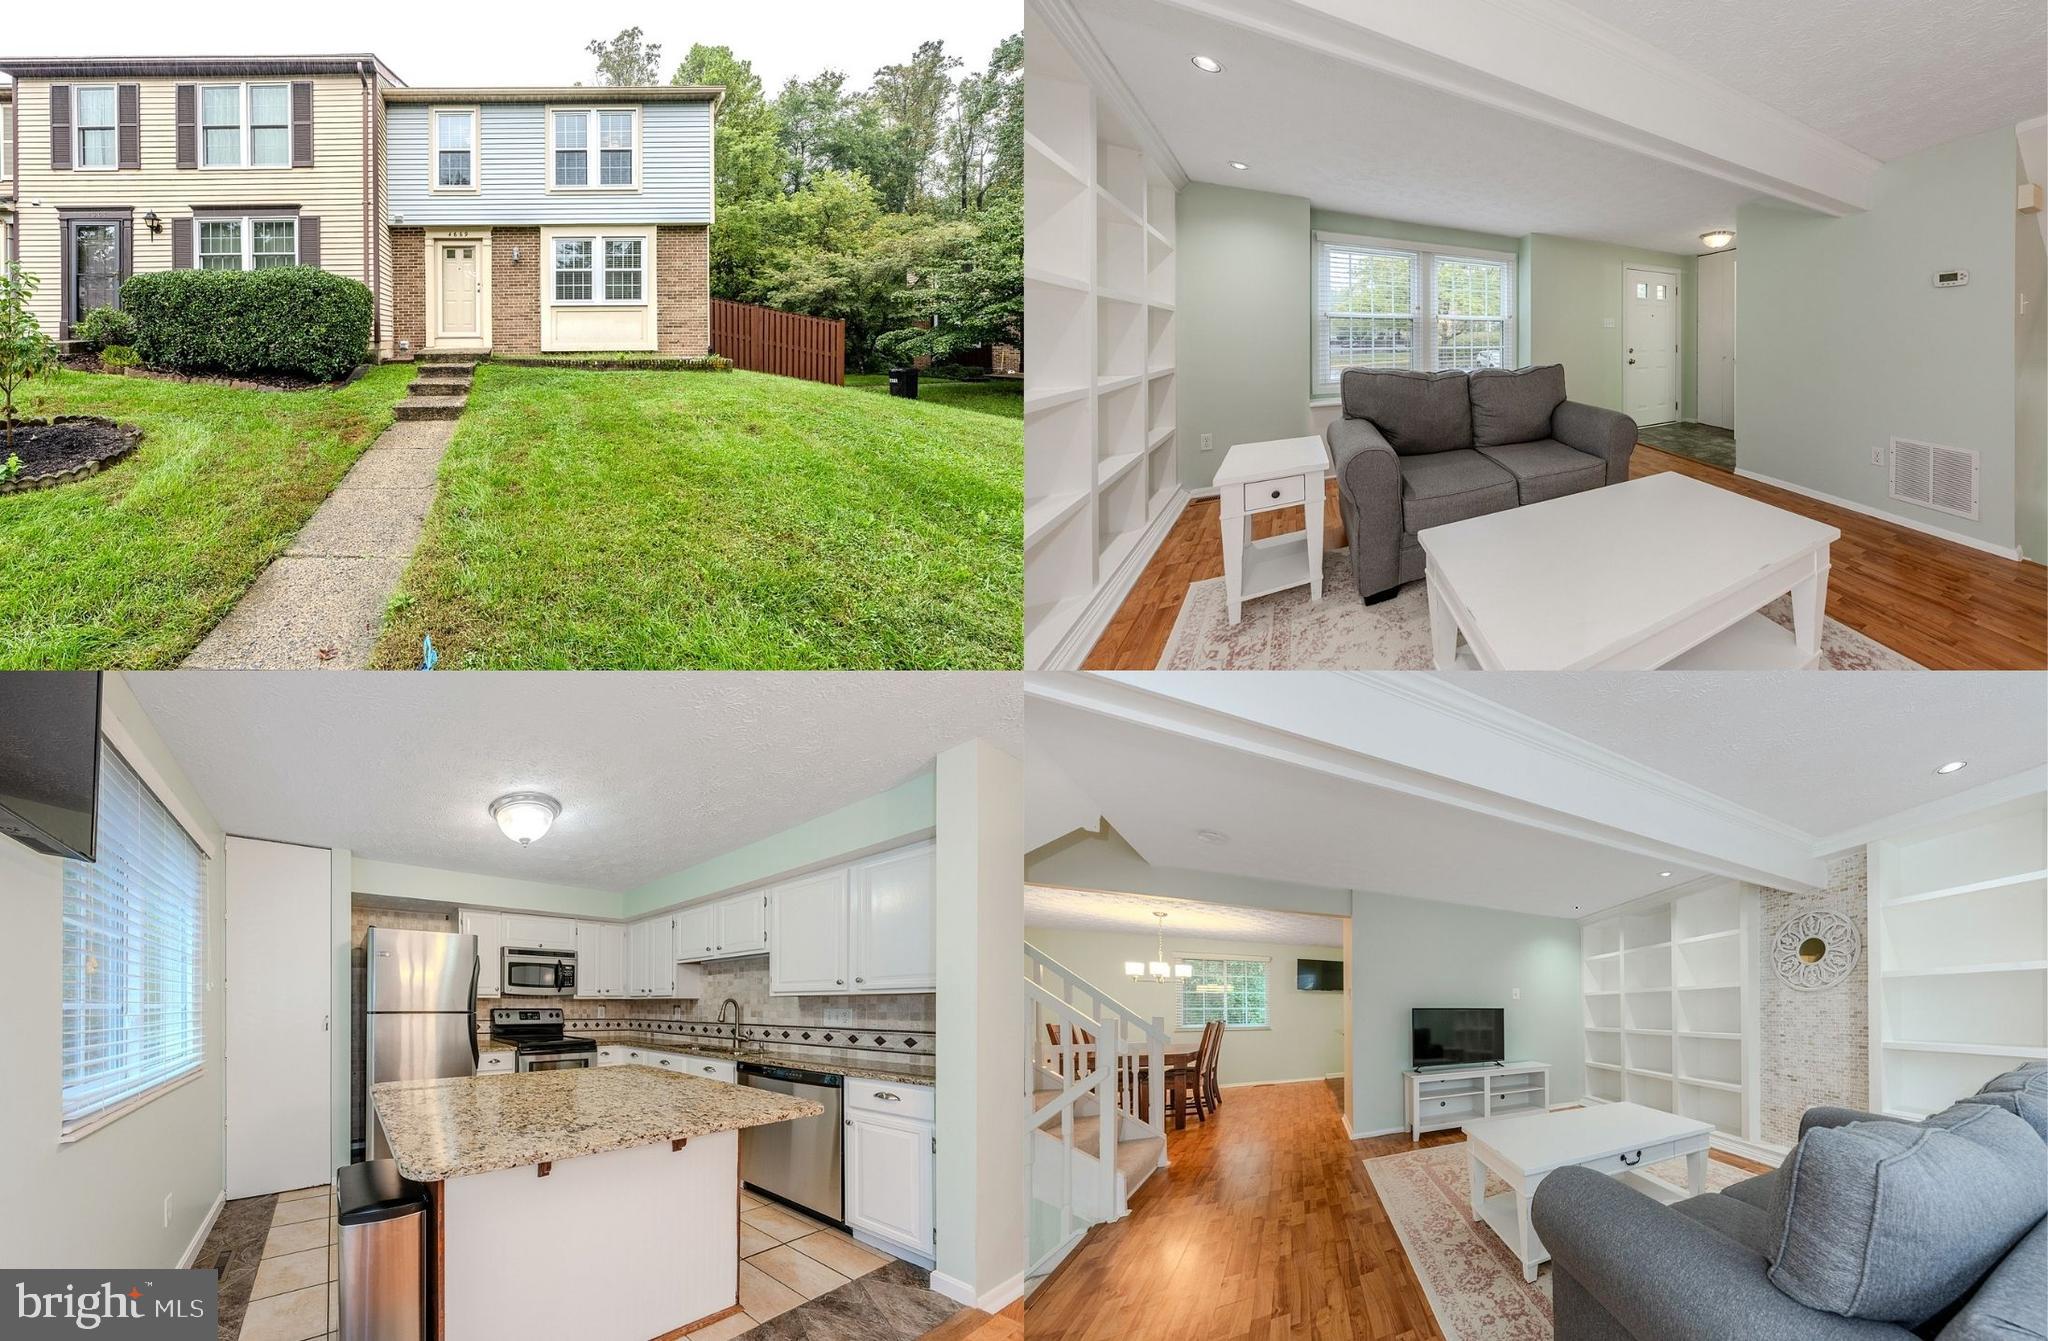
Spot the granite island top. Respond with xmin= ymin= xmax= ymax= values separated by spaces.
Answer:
xmin=473 ymin=1030 xmax=936 ymax=1084
xmin=371 ymin=1067 xmax=823 ymax=1181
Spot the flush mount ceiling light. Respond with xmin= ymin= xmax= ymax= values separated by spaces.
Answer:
xmin=1191 ymin=55 xmax=1224 ymax=73
xmin=1699 ymin=229 xmax=1735 ymax=249
xmin=1126 ymin=911 xmax=1197 ymax=984
xmin=1196 ymin=828 xmax=1229 ymax=844
xmin=1934 ymin=760 xmax=1968 ymax=775
xmin=1228 ymin=160 xmax=1250 ymax=171
xmin=1660 ymin=871 xmax=1674 ymax=878
xmin=490 ymin=792 xmax=560 ymax=846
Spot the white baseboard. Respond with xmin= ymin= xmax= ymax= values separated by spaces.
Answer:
xmin=1710 ymin=1131 xmax=1789 ymax=1168
xmin=177 ymin=1190 xmax=227 ymax=1269
xmin=1221 ymin=1074 xmax=1340 ymax=1089
xmin=1041 ymin=486 xmax=1189 ymax=670
xmin=1732 ymin=468 xmax=2024 ymax=560
xmin=931 ymin=1267 xmax=1026 ymax=1313
xmin=855 ymin=1228 xmax=933 ymax=1272
xmin=1350 ymin=1124 xmax=1405 ymax=1140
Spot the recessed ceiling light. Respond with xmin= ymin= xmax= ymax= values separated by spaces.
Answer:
xmin=1660 ymin=871 xmax=1674 ymax=878
xmin=1191 ymin=55 xmax=1223 ymax=73
xmin=1228 ymin=161 xmax=1250 ymax=171
xmin=1935 ymin=760 xmax=1968 ymax=775
xmin=1196 ymin=828 xmax=1229 ymax=844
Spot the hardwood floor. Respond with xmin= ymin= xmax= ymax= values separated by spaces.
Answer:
xmin=1021 ymin=1080 xmax=1770 ymax=1341
xmin=925 ymin=1301 xmax=1024 ymax=1341
xmin=1082 ymin=444 xmax=2048 ymax=671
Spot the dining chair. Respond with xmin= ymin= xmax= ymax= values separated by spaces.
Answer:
xmin=1205 ymin=1021 xmax=1223 ymax=1110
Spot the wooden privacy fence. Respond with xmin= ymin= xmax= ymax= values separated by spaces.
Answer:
xmin=711 ymin=300 xmax=846 ymax=386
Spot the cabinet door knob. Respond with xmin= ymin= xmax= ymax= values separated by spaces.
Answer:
xmin=855 ymin=977 xmax=864 ymax=984
xmin=836 ymin=979 xmax=844 ymax=986
xmin=1270 ymin=488 xmax=1281 ymax=499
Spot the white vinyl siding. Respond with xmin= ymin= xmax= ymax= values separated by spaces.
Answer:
xmin=61 ymin=741 xmax=207 ymax=1139
xmin=196 ymin=216 xmax=298 ymax=271
xmin=76 ymin=85 xmax=118 ymax=170
xmin=1178 ymin=958 xmax=1269 ymax=1029
xmin=1314 ymin=231 xmax=1516 ymax=396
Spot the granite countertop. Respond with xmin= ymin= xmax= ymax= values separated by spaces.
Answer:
xmin=591 ymin=1032 xmax=936 ymax=1086
xmin=371 ymin=1068 xmax=823 ymax=1181
xmin=478 ymin=1038 xmax=515 ymax=1053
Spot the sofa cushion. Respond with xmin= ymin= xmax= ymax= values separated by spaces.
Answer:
xmin=1767 ymin=1103 xmax=2048 ymax=1325
xmin=1935 ymin=1216 xmax=2048 ymax=1341
xmin=1473 ymin=438 xmax=1606 ymax=505
xmin=1674 ymin=1192 xmax=1777 ymax=1259
xmin=1469 ymin=364 xmax=1566 ymax=447
xmin=1341 ymin=368 xmax=1473 ymax=455
xmin=1722 ymin=1169 xmax=1781 ymax=1213
xmin=1397 ymin=450 xmax=1517 ymax=532
xmin=1957 ymin=1063 xmax=2048 ymax=1143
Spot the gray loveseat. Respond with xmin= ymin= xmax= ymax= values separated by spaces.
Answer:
xmin=1323 ymin=365 xmax=1637 ymax=604
xmin=1533 ymin=1064 xmax=2048 ymax=1341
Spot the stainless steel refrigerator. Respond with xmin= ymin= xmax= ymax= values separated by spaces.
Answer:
xmin=365 ymin=927 xmax=478 ymax=1159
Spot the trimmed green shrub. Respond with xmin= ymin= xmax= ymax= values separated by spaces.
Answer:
xmin=98 ymin=344 xmax=140 ymax=370
xmin=74 ymin=305 xmax=138 ymax=351
xmin=121 ymin=266 xmax=371 ymax=382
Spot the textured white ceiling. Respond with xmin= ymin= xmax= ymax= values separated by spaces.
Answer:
xmin=1449 ymin=673 xmax=2048 ymax=840
xmin=1559 ymin=0 xmax=2048 ymax=162
xmin=1083 ymin=0 xmax=1768 ymax=255
xmin=126 ymin=673 xmax=1021 ymax=891
xmin=1026 ymin=884 xmax=1345 ymax=947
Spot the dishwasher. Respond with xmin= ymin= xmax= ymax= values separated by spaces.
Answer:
xmin=738 ymin=1062 xmax=844 ymax=1223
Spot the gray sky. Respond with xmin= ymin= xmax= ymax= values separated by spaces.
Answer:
xmin=0 ymin=1 xmax=1021 ymax=92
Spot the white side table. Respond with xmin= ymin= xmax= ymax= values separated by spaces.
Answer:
xmin=1215 ymin=435 xmax=1329 ymax=625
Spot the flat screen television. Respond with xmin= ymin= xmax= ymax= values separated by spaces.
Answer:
xmin=1411 ymin=1007 xmax=1505 ymax=1069
xmin=0 ymin=672 xmax=102 ymax=862
xmin=1297 ymin=958 xmax=1343 ymax=992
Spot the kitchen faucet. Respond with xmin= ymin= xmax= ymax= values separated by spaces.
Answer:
xmin=716 ymin=998 xmax=742 ymax=1054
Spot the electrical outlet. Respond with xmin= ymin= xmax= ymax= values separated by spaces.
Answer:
xmin=1871 ymin=446 xmax=1886 ymax=466
xmin=162 ymin=1193 xmax=173 ymax=1228
xmin=1200 ymin=433 xmax=1214 ymax=453
xmin=824 ymin=1006 xmax=854 ymax=1027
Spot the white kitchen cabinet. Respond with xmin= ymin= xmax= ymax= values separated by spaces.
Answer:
xmin=477 ymin=1051 xmax=514 ymax=1074
xmin=459 ymin=909 xmax=503 ymax=996
xmin=684 ymin=1056 xmax=737 ymax=1083
xmin=675 ymin=904 xmax=718 ymax=962
xmin=768 ymin=868 xmax=852 ymax=993
xmin=643 ymin=916 xmax=676 ymax=996
xmin=576 ymin=921 xmax=627 ymax=997
xmin=624 ymin=920 xmax=650 ymax=996
xmin=597 ymin=1047 xmax=623 ymax=1067
xmin=845 ymin=1082 xmax=935 ymax=1262
xmin=715 ymin=892 xmax=770 ymax=958
xmin=850 ymin=843 xmax=935 ymax=992
xmin=500 ymin=913 xmax=577 ymax=952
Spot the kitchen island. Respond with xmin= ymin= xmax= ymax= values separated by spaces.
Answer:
xmin=372 ymin=1066 xmax=821 ymax=1341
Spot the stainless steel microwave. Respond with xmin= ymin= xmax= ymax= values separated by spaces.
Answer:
xmin=501 ymin=947 xmax=577 ymax=997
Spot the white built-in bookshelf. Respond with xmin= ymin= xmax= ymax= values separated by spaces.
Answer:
xmin=1581 ymin=880 xmax=1761 ymax=1149
xmin=1024 ymin=7 xmax=1180 ymax=669
xmin=1868 ymin=792 xmax=2048 ymax=1121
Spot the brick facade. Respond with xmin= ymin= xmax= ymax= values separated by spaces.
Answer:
xmin=491 ymin=227 xmax=541 ymax=354
xmin=389 ymin=227 xmax=425 ymax=357
xmin=656 ymin=225 xmax=711 ymax=357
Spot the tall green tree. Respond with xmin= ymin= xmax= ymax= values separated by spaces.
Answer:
xmin=865 ymin=40 xmax=960 ymax=213
xmin=585 ymin=28 xmax=662 ymax=86
xmin=877 ymin=191 xmax=1021 ymax=365
xmin=774 ymin=70 xmax=849 ymax=195
xmin=673 ymin=45 xmax=786 ymax=205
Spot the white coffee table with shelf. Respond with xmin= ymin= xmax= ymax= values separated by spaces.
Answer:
xmin=1215 ymin=435 xmax=1329 ymax=624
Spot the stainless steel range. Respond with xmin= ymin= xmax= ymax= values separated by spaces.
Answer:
xmin=488 ymin=1006 xmax=597 ymax=1072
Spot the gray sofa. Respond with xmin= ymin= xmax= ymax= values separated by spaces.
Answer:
xmin=1534 ymin=1065 xmax=2048 ymax=1341
xmin=1323 ymin=364 xmax=1637 ymax=603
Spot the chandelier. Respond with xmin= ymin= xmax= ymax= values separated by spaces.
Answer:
xmin=1125 ymin=911 xmax=1193 ymax=984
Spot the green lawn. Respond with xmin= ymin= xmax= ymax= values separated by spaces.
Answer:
xmin=0 ymin=366 xmax=412 ymax=668
xmin=848 ymin=373 xmax=1022 ymax=419
xmin=371 ymin=366 xmax=1021 ymax=668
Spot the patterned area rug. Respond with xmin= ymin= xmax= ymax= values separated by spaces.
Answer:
xmin=1158 ymin=550 xmax=1922 ymax=670
xmin=1361 ymin=1143 xmax=1753 ymax=1341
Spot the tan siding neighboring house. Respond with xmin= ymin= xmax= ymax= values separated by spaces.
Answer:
xmin=1 ymin=90 xmax=15 ymax=271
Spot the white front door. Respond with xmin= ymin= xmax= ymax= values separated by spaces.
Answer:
xmin=1624 ymin=267 xmax=1680 ymax=427
xmin=225 ymin=837 xmax=332 ymax=1197
xmin=1696 ymin=252 xmax=1736 ymax=431
xmin=438 ymin=242 xmax=479 ymax=338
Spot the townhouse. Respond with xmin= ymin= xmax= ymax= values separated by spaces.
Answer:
xmin=2 ymin=88 xmax=14 ymax=266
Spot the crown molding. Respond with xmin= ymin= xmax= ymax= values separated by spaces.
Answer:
xmin=1808 ymin=765 xmax=2047 ymax=856
xmin=1032 ymin=0 xmax=1190 ymax=190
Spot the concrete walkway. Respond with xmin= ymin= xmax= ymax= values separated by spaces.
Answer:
xmin=183 ymin=358 xmax=476 ymax=668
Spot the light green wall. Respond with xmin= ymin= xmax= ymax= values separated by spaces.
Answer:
xmin=621 ymin=773 xmax=936 ymax=919
xmin=1176 ymin=182 xmax=1313 ymax=489
xmin=1310 ymin=208 xmax=1533 ymax=367
xmin=2015 ymin=143 xmax=2047 ymax=563
xmin=1736 ymin=125 xmax=2022 ymax=551
xmin=1346 ymin=890 xmax=1583 ymax=1137
xmin=352 ymin=856 xmax=620 ymax=918
xmin=1525 ymin=234 xmax=1698 ymax=420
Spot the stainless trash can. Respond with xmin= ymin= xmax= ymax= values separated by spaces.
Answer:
xmin=337 ymin=1160 xmax=427 ymax=1341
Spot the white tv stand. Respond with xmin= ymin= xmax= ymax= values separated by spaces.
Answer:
xmin=1405 ymin=1062 xmax=1551 ymax=1141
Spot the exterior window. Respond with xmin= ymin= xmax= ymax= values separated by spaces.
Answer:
xmin=76 ymin=85 xmax=118 ymax=169
xmin=434 ymin=110 xmax=476 ymax=188
xmin=554 ymin=239 xmax=593 ymax=301
xmin=553 ymin=112 xmax=588 ymax=187
xmin=1313 ymin=231 xmax=1516 ymax=395
xmin=249 ymin=84 xmax=290 ymax=168
xmin=598 ymin=111 xmax=634 ymax=185
xmin=1178 ymin=959 xmax=1269 ymax=1030
xmin=201 ymin=84 xmax=243 ymax=166
xmin=197 ymin=216 xmax=296 ymax=271
xmin=604 ymin=239 xmax=643 ymax=301
xmin=1432 ymin=254 xmax=1509 ymax=373
xmin=552 ymin=108 xmax=637 ymax=188
xmin=252 ymin=219 xmax=297 ymax=268
xmin=198 ymin=220 xmax=243 ymax=270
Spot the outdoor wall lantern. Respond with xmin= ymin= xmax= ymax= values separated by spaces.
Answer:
xmin=142 ymin=211 xmax=163 ymax=235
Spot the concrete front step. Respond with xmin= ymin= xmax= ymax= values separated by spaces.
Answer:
xmin=395 ymin=396 xmax=468 ymax=421
xmin=418 ymin=348 xmax=489 ymax=364
xmin=408 ymin=377 xmax=471 ymax=396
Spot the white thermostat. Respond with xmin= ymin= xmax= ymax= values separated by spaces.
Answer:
xmin=1933 ymin=269 xmax=1969 ymax=287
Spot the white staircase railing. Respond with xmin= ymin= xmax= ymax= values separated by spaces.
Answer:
xmin=1026 ymin=979 xmax=1117 ymax=1274
xmin=1027 ymin=942 xmax=1172 ymax=1150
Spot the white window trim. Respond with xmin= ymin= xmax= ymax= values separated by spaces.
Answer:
xmin=195 ymin=215 xmax=300 ymax=271
xmin=429 ymin=106 xmax=481 ymax=195
xmin=199 ymin=81 xmax=293 ymax=171
xmin=545 ymin=105 xmax=641 ymax=193
xmin=549 ymin=232 xmax=649 ymax=307
xmin=73 ymin=83 xmax=119 ymax=172
xmin=1312 ymin=230 xmax=1518 ymax=398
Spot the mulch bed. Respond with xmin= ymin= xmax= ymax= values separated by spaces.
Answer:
xmin=0 ymin=416 xmax=144 ymax=493
xmin=58 ymin=352 xmax=367 ymax=391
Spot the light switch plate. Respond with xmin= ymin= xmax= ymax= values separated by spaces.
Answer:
xmin=824 ymin=1006 xmax=854 ymax=1026
xmin=1201 ymin=433 xmax=1214 ymax=452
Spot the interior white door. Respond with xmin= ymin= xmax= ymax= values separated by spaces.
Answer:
xmin=1624 ymin=267 xmax=1680 ymax=427
xmin=225 ymin=836 xmax=332 ymax=1198
xmin=1696 ymin=252 xmax=1736 ymax=431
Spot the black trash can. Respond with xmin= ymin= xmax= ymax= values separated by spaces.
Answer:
xmin=337 ymin=1160 xmax=427 ymax=1341
xmin=888 ymin=367 xmax=920 ymax=398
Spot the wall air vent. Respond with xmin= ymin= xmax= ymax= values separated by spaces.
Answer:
xmin=1888 ymin=437 xmax=1979 ymax=521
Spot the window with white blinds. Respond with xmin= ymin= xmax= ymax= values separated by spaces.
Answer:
xmin=1314 ymin=232 xmax=1516 ymax=395
xmin=1179 ymin=958 xmax=1269 ymax=1029
xmin=60 ymin=742 xmax=207 ymax=1138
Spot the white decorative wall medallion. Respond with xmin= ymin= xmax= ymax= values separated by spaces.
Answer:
xmin=1772 ymin=911 xmax=1861 ymax=991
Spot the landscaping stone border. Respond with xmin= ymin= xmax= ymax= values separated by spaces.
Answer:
xmin=0 ymin=417 xmax=145 ymax=494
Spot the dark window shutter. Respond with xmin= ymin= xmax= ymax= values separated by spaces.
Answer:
xmin=291 ymin=81 xmax=314 ymax=167
xmin=50 ymin=85 xmax=72 ymax=171
xmin=118 ymin=84 xmax=141 ymax=170
xmin=171 ymin=217 xmax=193 ymax=270
xmin=175 ymin=84 xmax=197 ymax=170
xmin=298 ymin=216 xmax=321 ymax=268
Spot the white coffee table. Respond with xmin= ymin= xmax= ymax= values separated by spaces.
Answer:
xmin=1214 ymin=435 xmax=1329 ymax=624
xmin=1463 ymin=1102 xmax=1713 ymax=1282
xmin=1417 ymin=472 xmax=1840 ymax=669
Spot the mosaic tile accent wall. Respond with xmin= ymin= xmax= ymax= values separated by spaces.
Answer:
xmin=1757 ymin=851 xmax=1870 ymax=1147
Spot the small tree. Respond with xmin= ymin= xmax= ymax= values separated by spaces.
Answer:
xmin=0 ymin=266 xmax=60 ymax=452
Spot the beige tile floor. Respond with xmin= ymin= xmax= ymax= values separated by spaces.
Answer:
xmin=241 ymin=1184 xmax=337 ymax=1341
